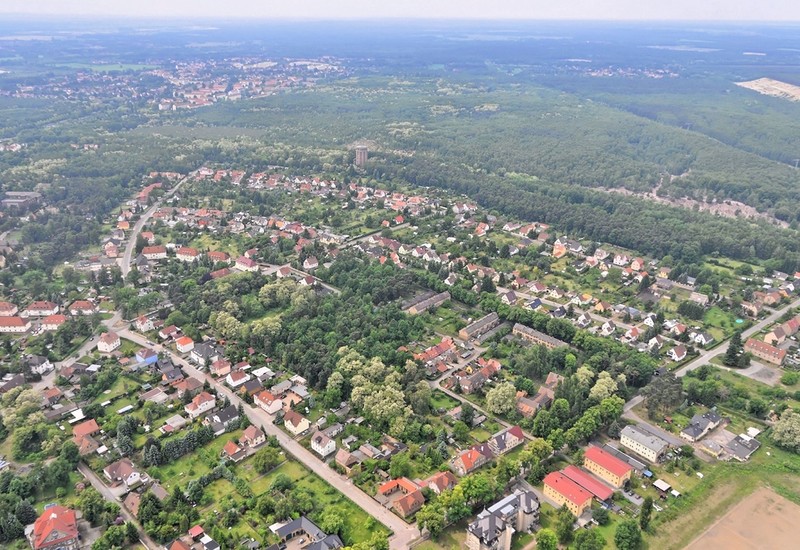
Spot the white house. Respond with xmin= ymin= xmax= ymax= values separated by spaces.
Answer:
xmin=283 ymin=410 xmax=310 ymax=436
xmin=103 ymin=458 xmax=144 ymax=489
xmin=310 ymin=431 xmax=336 ymax=458
xmin=175 ymin=336 xmax=194 ymax=353
xmin=97 ymin=331 xmax=121 ymax=353
xmin=668 ymin=345 xmax=687 ymax=362
xmin=135 ymin=315 xmax=154 ymax=332
xmin=254 ymin=390 xmax=283 ymax=415
xmin=184 ymin=391 xmax=216 ymax=419
xmin=0 ymin=317 xmax=30 ymax=333
xmin=225 ymin=370 xmax=251 ymax=389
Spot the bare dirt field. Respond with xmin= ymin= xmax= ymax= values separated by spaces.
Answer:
xmin=737 ymin=78 xmax=800 ymax=102
xmin=685 ymin=487 xmax=800 ymax=550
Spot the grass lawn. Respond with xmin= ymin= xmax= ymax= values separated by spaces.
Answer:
xmin=431 ymin=390 xmax=460 ymax=411
xmin=469 ymin=427 xmax=492 ymax=442
xmin=415 ymin=520 xmax=468 ymax=550
xmin=118 ymin=338 xmax=141 ymax=357
xmin=149 ymin=429 xmax=244 ymax=489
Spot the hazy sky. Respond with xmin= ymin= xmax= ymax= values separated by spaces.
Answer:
xmin=2 ymin=1 xmax=799 ymax=21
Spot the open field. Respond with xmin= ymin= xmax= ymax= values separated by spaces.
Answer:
xmin=736 ymin=78 xmax=800 ymax=102
xmin=685 ymin=487 xmax=800 ymax=550
xmin=650 ymin=438 xmax=800 ymax=550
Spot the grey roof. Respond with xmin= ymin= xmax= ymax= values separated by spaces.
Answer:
xmin=275 ymin=517 xmax=321 ymax=539
xmin=621 ymin=425 xmax=669 ymax=454
xmin=462 ymin=312 xmax=500 ymax=336
xmin=726 ymin=435 xmax=761 ymax=461
xmin=214 ymin=405 xmax=239 ymax=424
xmin=468 ymin=513 xmax=506 ymax=543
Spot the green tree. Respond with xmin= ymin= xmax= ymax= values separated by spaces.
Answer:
xmin=485 ymin=382 xmax=517 ymax=415
xmin=614 ymin=519 xmax=643 ymax=550
xmin=536 ymin=528 xmax=558 ymax=550
xmin=575 ymin=528 xmax=606 ymax=550
xmin=639 ymin=496 xmax=653 ymax=530
xmin=724 ymin=330 xmax=743 ymax=367
xmin=555 ymin=505 xmax=575 ymax=544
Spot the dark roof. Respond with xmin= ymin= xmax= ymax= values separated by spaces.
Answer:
xmin=214 ymin=405 xmax=239 ymax=424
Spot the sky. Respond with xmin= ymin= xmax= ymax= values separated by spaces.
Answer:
xmin=2 ymin=0 xmax=800 ymax=22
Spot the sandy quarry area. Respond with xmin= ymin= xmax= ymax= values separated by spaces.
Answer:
xmin=736 ymin=77 xmax=800 ymax=101
xmin=685 ymin=487 xmax=800 ymax=550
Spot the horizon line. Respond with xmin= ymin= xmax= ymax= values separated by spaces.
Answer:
xmin=0 ymin=14 xmax=800 ymax=24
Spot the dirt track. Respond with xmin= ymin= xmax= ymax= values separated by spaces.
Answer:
xmin=685 ymin=487 xmax=800 ymax=550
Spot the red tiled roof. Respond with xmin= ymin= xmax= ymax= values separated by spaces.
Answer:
xmin=0 ymin=316 xmax=27 ymax=327
xmin=72 ymin=419 xmax=100 ymax=439
xmin=378 ymin=477 xmax=419 ymax=495
xmin=33 ymin=505 xmax=78 ymax=549
xmin=562 ymin=465 xmax=614 ymax=501
xmin=584 ymin=446 xmax=633 ymax=478
xmin=544 ymin=471 xmax=592 ymax=507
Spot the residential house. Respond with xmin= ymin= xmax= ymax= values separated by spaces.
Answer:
xmin=142 ymin=245 xmax=167 ymax=260
xmin=97 ymin=331 xmax=121 ymax=353
xmin=222 ymin=440 xmax=246 ymax=463
xmin=135 ymin=348 xmax=158 ymax=366
xmin=158 ymin=325 xmax=180 ymax=340
xmin=0 ymin=301 xmax=18 ymax=316
xmin=335 ymin=449 xmax=362 ymax=475
xmin=184 ymin=391 xmax=216 ymax=419
xmin=68 ymin=300 xmax=95 ymax=316
xmin=173 ymin=377 xmax=203 ymax=398
xmin=24 ymin=301 xmax=59 ymax=317
xmin=225 ymin=370 xmax=251 ymax=389
xmin=1 ymin=314 xmax=35 ymax=334
xmin=459 ymin=312 xmax=501 ymax=341
xmin=272 ymin=517 xmax=343 ymax=550
xmin=512 ymin=323 xmax=567 ymax=349
xmin=487 ymin=426 xmax=525 ymax=456
xmin=190 ymin=343 xmax=221 ymax=365
xmin=543 ymin=471 xmax=592 ymax=517
xmin=451 ymin=446 xmax=493 ymax=476
xmin=311 ymin=431 xmax=336 ymax=458
xmin=378 ymin=478 xmax=425 ymax=518
xmin=600 ymin=320 xmax=616 ymax=337
xmin=41 ymin=314 xmax=67 ymax=331
xmin=176 ymin=247 xmax=200 ymax=262
xmin=426 ymin=471 xmax=458 ymax=495
xmin=210 ymin=359 xmax=232 ymax=378
xmin=680 ymin=411 xmax=723 ymax=442
xmin=31 ymin=505 xmax=79 ymax=550
xmin=254 ymin=390 xmax=283 ymax=415
xmin=405 ymin=291 xmax=450 ymax=315
xmin=303 ymin=256 xmax=319 ymax=270
xmin=235 ymin=256 xmax=258 ymax=272
xmin=103 ymin=458 xmax=144 ymax=489
xmin=283 ymin=410 xmax=310 ymax=436
xmin=726 ymin=434 xmax=761 ymax=462
xmin=516 ymin=372 xmax=564 ymax=418
xmin=175 ymin=336 xmax=194 ymax=353
xmin=500 ymin=291 xmax=517 ymax=306
xmin=204 ymin=405 xmax=239 ymax=434
xmin=668 ymin=344 xmax=687 ymax=362
xmin=561 ymin=465 xmax=614 ymax=502
xmin=28 ymin=355 xmax=54 ymax=375
xmin=692 ymin=332 xmax=714 ymax=347
xmin=240 ymin=425 xmax=266 ymax=448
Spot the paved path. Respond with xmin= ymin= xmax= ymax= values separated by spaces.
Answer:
xmin=78 ymin=463 xmax=160 ymax=549
xmin=115 ymin=328 xmax=419 ymax=550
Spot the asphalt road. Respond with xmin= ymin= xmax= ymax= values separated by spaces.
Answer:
xmin=115 ymin=328 xmax=420 ymax=550
xmin=120 ymin=173 xmax=193 ymax=277
xmin=78 ymin=463 xmax=160 ymax=550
